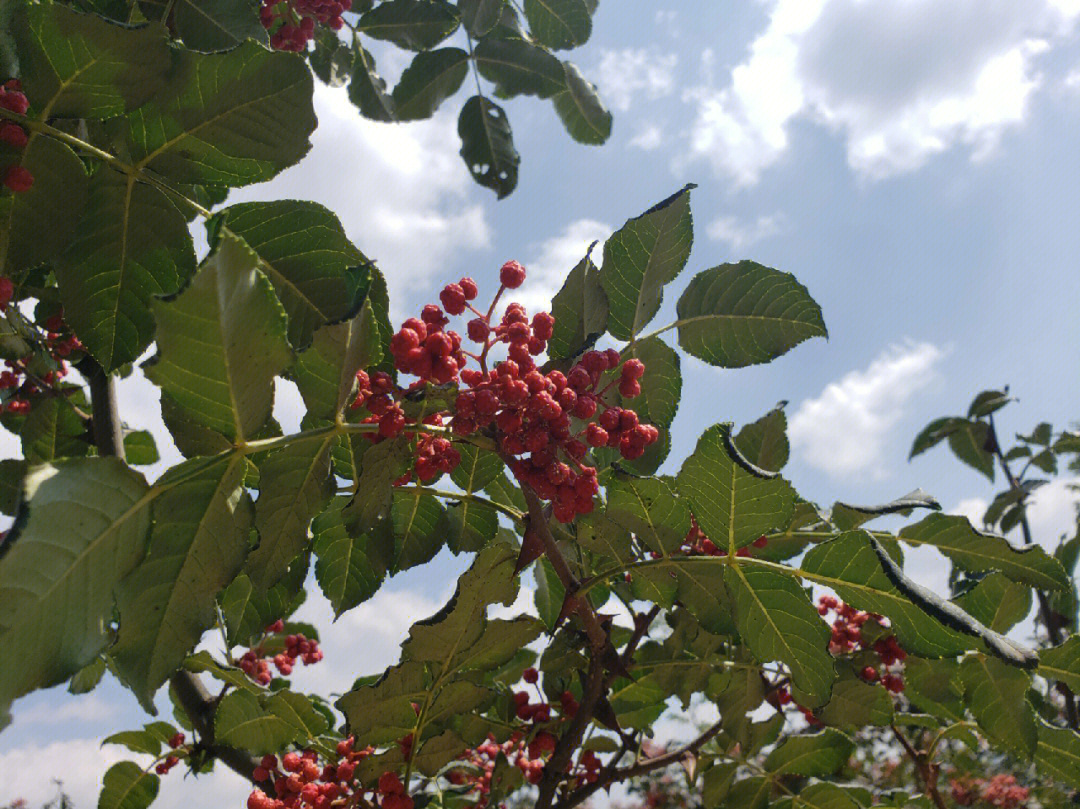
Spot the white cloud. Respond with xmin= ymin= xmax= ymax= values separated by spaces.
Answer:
xmin=707 ymin=212 xmax=786 ymax=250
xmin=1065 ymin=66 xmax=1080 ymax=88
xmin=789 ymin=341 xmax=944 ymax=478
xmin=683 ymin=0 xmax=1080 ymax=185
xmin=595 ymin=49 xmax=678 ymax=112
xmin=229 ymin=83 xmax=490 ymax=310
xmin=511 ymin=219 xmax=612 ymax=317
xmin=629 ymin=124 xmax=664 ymax=150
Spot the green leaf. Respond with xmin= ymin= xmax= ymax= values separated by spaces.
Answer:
xmin=960 ymin=653 xmax=1036 ymax=759
xmin=342 ymin=436 xmax=412 ymax=533
xmin=675 ymin=261 xmax=827 ymax=368
xmin=13 ymin=3 xmax=170 ymax=118
xmin=393 ymin=489 xmax=448 ymax=572
xmin=310 ymin=28 xmax=352 ymax=86
xmin=348 ymin=43 xmax=397 ymax=122
xmin=533 ymin=558 xmax=565 ymax=630
xmin=548 ymin=248 xmax=608 ymax=360
xmin=899 ymin=513 xmax=1069 ymax=591
xmin=103 ymin=722 xmax=176 ymax=757
xmin=245 ymin=437 xmax=335 ymax=590
xmin=98 ymin=761 xmax=159 ymax=809
xmin=622 ymin=336 xmax=680 ymax=427
xmin=726 ymin=776 xmax=770 ymax=809
xmin=817 ymin=675 xmax=894 ymax=728
xmin=68 ymin=655 xmax=107 ymax=694
xmin=604 ymin=472 xmax=690 ymax=556
xmin=724 ymin=564 xmax=834 ymax=704
xmin=599 ymin=184 xmax=694 ymax=341
xmin=459 ymin=0 xmax=505 ymax=37
xmin=174 ymin=0 xmax=267 ymax=52
xmin=392 ymin=47 xmax=469 ymax=120
xmin=114 ymin=41 xmax=315 ymax=187
xmin=1039 ymin=636 xmax=1080 ymax=694
xmin=218 ymin=201 xmax=370 ymax=350
xmin=830 ymin=489 xmax=940 ymax=532
xmin=358 ymin=0 xmax=460 ymax=50
xmin=954 ymin=572 xmax=1031 ymax=633
xmin=219 ymin=562 xmax=309 ymax=648
xmin=1035 ymin=718 xmax=1080 ymax=789
xmin=473 ymin=36 xmax=565 ymax=99
xmin=123 ymin=431 xmax=160 ymax=466
xmin=968 ymin=389 xmax=1012 ymax=418
xmin=112 ymin=456 xmax=250 ymax=709
xmin=676 ymin=423 xmax=796 ymax=552
xmin=909 ymin=416 xmax=965 ymax=459
xmin=0 ymin=135 xmax=88 ymax=275
xmin=800 ymin=532 xmax=971 ymax=658
xmin=903 ymin=658 xmax=965 ymax=722
xmin=946 ymin=420 xmax=995 ymax=481
xmin=21 ymin=394 xmax=89 ymax=463
xmin=216 ymin=689 xmax=328 ymax=754
xmin=313 ymin=496 xmax=391 ymax=617
xmin=0 ymin=458 xmax=150 ymax=716
xmin=552 ymin=61 xmax=610 ymax=143
xmin=446 ymin=500 xmax=499 ymax=553
xmin=765 ymin=728 xmax=854 ymax=776
xmin=458 ymin=94 xmax=519 ymax=199
xmin=735 ymin=404 xmax=789 ymax=473
xmin=524 ymin=0 xmax=590 ymax=49
xmin=182 ymin=651 xmax=260 ymax=693
xmin=145 ymin=231 xmax=293 ymax=443
xmin=57 ymin=167 xmax=195 ymax=370
xmin=294 ymin=298 xmax=383 ymax=420
xmin=791 ymin=783 xmax=863 ymax=809
xmin=1020 ymin=421 xmax=1053 ymax=446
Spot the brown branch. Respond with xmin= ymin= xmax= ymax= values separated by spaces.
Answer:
xmin=554 ymin=719 xmax=724 ymax=809
xmin=892 ymin=725 xmax=947 ymax=809
xmin=77 ymin=356 xmax=125 ymax=460
xmin=987 ymin=417 xmax=1079 ymax=729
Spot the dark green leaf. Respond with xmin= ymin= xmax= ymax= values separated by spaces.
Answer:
xmin=218 ymin=201 xmax=370 ymax=349
xmin=599 ymin=184 xmax=694 ymax=341
xmin=524 ymin=0 xmax=590 ymax=49
xmin=621 ymin=336 xmax=680 ymax=427
xmin=174 ymin=0 xmax=268 ymax=51
xmin=735 ymin=403 xmax=789 ymax=473
xmin=392 ymin=47 xmax=469 ymax=120
xmin=458 ymin=95 xmax=519 ymax=199
xmin=765 ymin=728 xmax=853 ymax=776
xmin=676 ymin=422 xmax=796 ymax=552
xmin=123 ymin=431 xmax=160 ymax=466
xmin=459 ymin=0 xmax=505 ymax=37
xmin=909 ymin=416 xmax=965 ymax=459
xmin=676 ymin=261 xmax=827 ymax=368
xmin=903 ymin=658 xmax=964 ymax=721
xmin=314 ymin=496 xmax=391 ymax=617
xmin=112 ymin=456 xmax=250 ymax=708
xmin=13 ymin=3 xmax=170 ymax=117
xmin=219 ymin=561 xmax=309 ymax=648
xmin=552 ymin=61 xmax=610 ymax=143
xmin=342 ymin=436 xmax=411 ymax=533
xmin=947 ymin=420 xmax=995 ymax=480
xmin=358 ymin=0 xmax=460 ymax=50
xmin=547 ymin=248 xmax=608 ymax=360
xmin=473 ymin=36 xmax=565 ymax=98
xmin=310 ymin=28 xmax=352 ymax=86
xmin=900 ymin=513 xmax=1069 ymax=591
xmin=58 ymin=167 xmax=195 ymax=370
xmin=831 ymin=489 xmax=940 ymax=532
xmin=393 ymin=489 xmax=448 ymax=571
xmin=604 ymin=472 xmax=689 ymax=556
xmin=0 ymin=458 xmax=150 ymax=717
xmin=1039 ymin=636 xmax=1080 ymax=694
xmin=21 ymin=395 xmax=89 ymax=463
xmin=348 ymin=43 xmax=397 ymax=121
xmin=98 ymin=761 xmax=159 ymax=809
xmin=968 ymin=389 xmax=1012 ymax=418
xmin=114 ymin=42 xmax=315 ymax=186
xmin=216 ymin=689 xmax=328 ymax=754
xmin=954 ymin=572 xmax=1031 ymax=633
xmin=960 ymin=653 xmax=1036 ymax=759
xmin=817 ymin=675 xmax=894 ymax=728
xmin=1035 ymin=718 xmax=1080 ymax=788
xmin=145 ymin=231 xmax=293 ymax=443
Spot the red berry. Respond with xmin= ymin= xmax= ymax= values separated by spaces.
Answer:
xmin=531 ymin=312 xmax=554 ymax=340
xmin=440 ymin=283 xmax=467 ymax=315
xmin=467 ymin=317 xmax=489 ymax=342
xmin=379 ymin=771 xmax=404 ymax=795
xmin=523 ymin=666 xmax=539 ymax=684
xmin=459 ymin=277 xmax=478 ymax=299
xmin=752 ymin=535 xmax=768 ymax=548
xmin=500 ymin=260 xmax=527 ymax=289
xmin=0 ymin=88 xmax=29 ymax=115
xmin=621 ymin=358 xmax=645 ymax=379
xmin=0 ymin=123 xmax=27 ymax=148
xmin=585 ymin=423 xmax=608 ymax=447
xmin=618 ymin=378 xmax=641 ymax=398
xmin=3 ymin=165 xmax=33 ymax=193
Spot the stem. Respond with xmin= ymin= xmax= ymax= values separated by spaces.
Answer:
xmin=987 ymin=416 xmax=1079 ymax=729
xmin=407 ymin=486 xmax=524 ymax=522
xmin=78 ymin=357 xmax=125 ymax=459
xmin=892 ymin=725 xmax=947 ymax=809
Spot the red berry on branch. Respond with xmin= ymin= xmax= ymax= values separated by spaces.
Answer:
xmin=500 ymin=260 xmax=527 ymax=289
xmin=3 ymin=165 xmax=33 ymax=193
xmin=459 ymin=277 xmax=478 ymax=299
xmin=0 ymin=123 xmax=27 ymax=148
xmin=523 ymin=667 xmax=539 ymax=684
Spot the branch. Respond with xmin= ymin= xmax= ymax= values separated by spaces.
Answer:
xmin=77 ymin=357 xmax=125 ymax=459
xmin=892 ymin=725 xmax=947 ymax=809
xmin=554 ymin=719 xmax=724 ymax=809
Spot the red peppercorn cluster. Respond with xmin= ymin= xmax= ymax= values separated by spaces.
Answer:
xmin=238 ymin=620 xmax=323 ymax=686
xmin=247 ymin=740 xmax=382 ymax=809
xmin=816 ymin=595 xmax=906 ymax=693
xmin=378 ymin=261 xmax=659 ymax=522
xmin=678 ymin=519 xmax=769 ymax=558
xmin=950 ymin=775 xmax=1030 ymax=809
xmin=261 ymin=0 xmax=351 ymax=51
xmin=1 ymin=80 xmax=33 ymax=194
xmin=0 ymin=311 xmax=80 ymax=415
xmin=154 ymin=733 xmax=186 ymax=775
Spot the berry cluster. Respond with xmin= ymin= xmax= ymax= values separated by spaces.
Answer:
xmin=261 ymin=0 xmax=350 ymax=52
xmin=154 ymin=733 xmax=186 ymax=775
xmin=247 ymin=740 xmax=381 ymax=809
xmin=680 ymin=519 xmax=768 ymax=558
xmin=816 ymin=595 xmax=906 ymax=693
xmin=950 ymin=775 xmax=1030 ymax=809
xmin=0 ymin=311 xmax=81 ymax=415
xmin=237 ymin=621 xmax=323 ymax=686
xmin=1 ymin=80 xmax=33 ymax=194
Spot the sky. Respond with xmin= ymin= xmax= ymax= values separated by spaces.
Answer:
xmin=3 ymin=1 xmax=1080 ymax=805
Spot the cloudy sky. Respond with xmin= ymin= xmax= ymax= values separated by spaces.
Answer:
xmin=3 ymin=1 xmax=1080 ymax=805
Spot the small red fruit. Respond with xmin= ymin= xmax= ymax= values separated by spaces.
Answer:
xmin=499 ymin=260 xmax=527 ymax=289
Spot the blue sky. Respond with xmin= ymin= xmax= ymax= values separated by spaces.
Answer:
xmin=3 ymin=1 xmax=1080 ymax=805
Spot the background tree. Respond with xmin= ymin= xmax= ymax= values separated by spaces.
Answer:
xmin=0 ymin=3 xmax=1078 ymax=809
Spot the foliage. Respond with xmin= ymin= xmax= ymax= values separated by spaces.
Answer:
xmin=0 ymin=4 xmax=1078 ymax=809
